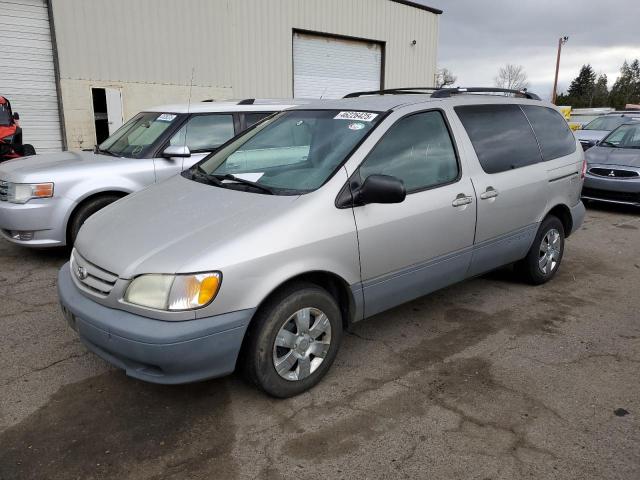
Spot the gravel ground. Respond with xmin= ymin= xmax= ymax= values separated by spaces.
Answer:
xmin=1 ymin=203 xmax=639 ymax=480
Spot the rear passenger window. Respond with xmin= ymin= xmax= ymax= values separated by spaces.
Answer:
xmin=359 ymin=110 xmax=459 ymax=192
xmin=521 ymin=105 xmax=576 ymax=160
xmin=455 ymin=104 xmax=542 ymax=174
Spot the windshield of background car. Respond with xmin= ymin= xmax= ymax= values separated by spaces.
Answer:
xmin=197 ymin=109 xmax=382 ymax=194
xmin=601 ymin=123 xmax=640 ymax=149
xmin=98 ymin=112 xmax=179 ymax=158
xmin=583 ymin=116 xmax=632 ymax=131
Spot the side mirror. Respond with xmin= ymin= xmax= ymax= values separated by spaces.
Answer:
xmin=12 ymin=112 xmax=19 ymax=121
xmin=162 ymin=145 xmax=190 ymax=158
xmin=356 ymin=174 xmax=406 ymax=205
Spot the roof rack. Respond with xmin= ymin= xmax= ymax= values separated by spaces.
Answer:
xmin=343 ymin=87 xmax=439 ymax=98
xmin=431 ymin=87 xmax=541 ymax=100
xmin=201 ymin=98 xmax=255 ymax=104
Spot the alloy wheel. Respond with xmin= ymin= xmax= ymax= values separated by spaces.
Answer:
xmin=272 ymin=307 xmax=332 ymax=381
xmin=538 ymin=228 xmax=561 ymax=274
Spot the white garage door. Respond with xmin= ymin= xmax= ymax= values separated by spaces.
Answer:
xmin=0 ymin=0 xmax=63 ymax=152
xmin=293 ymin=32 xmax=382 ymax=99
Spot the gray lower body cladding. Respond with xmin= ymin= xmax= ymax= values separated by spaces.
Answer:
xmin=58 ymin=263 xmax=255 ymax=384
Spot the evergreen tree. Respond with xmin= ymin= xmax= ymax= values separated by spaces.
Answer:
xmin=610 ymin=59 xmax=640 ymax=109
xmin=565 ymin=65 xmax=597 ymax=107
xmin=592 ymin=74 xmax=609 ymax=107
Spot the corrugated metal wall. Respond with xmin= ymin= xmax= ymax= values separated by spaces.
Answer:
xmin=0 ymin=0 xmax=63 ymax=152
xmin=50 ymin=0 xmax=439 ymax=95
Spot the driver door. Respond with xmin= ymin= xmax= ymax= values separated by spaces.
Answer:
xmin=154 ymin=113 xmax=236 ymax=182
xmin=351 ymin=110 xmax=477 ymax=318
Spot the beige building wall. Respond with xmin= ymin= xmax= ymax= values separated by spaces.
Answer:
xmin=50 ymin=0 xmax=439 ymax=149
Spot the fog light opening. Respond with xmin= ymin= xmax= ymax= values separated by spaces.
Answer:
xmin=10 ymin=230 xmax=35 ymax=241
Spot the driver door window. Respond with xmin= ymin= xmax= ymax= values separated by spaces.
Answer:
xmin=359 ymin=110 xmax=459 ymax=191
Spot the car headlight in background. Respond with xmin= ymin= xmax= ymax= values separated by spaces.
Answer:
xmin=124 ymin=272 xmax=222 ymax=311
xmin=7 ymin=182 xmax=54 ymax=204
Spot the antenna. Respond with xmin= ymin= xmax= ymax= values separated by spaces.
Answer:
xmin=184 ymin=67 xmax=195 ymax=152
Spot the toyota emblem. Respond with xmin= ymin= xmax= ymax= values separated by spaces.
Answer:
xmin=76 ymin=266 xmax=88 ymax=280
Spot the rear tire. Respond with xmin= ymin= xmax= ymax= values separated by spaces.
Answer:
xmin=516 ymin=215 xmax=565 ymax=285
xmin=68 ymin=195 xmax=122 ymax=246
xmin=242 ymin=282 xmax=343 ymax=398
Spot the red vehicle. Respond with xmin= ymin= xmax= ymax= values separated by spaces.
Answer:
xmin=0 ymin=96 xmax=36 ymax=162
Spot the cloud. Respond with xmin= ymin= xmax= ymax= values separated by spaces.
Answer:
xmin=430 ymin=0 xmax=640 ymax=99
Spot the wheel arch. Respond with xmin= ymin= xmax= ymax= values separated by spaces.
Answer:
xmin=64 ymin=189 xmax=130 ymax=244
xmin=257 ymin=271 xmax=357 ymax=330
xmin=545 ymin=203 xmax=573 ymax=237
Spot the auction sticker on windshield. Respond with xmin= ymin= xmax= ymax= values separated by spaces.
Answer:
xmin=157 ymin=113 xmax=177 ymax=122
xmin=334 ymin=111 xmax=378 ymax=122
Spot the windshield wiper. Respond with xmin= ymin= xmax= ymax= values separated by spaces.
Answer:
xmin=212 ymin=173 xmax=274 ymax=195
xmin=94 ymin=145 xmax=119 ymax=157
xmin=192 ymin=165 xmax=224 ymax=186
xmin=599 ymin=141 xmax=618 ymax=148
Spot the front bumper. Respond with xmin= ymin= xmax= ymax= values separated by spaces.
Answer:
xmin=0 ymin=197 xmax=72 ymax=247
xmin=582 ymin=167 xmax=640 ymax=206
xmin=58 ymin=262 xmax=255 ymax=384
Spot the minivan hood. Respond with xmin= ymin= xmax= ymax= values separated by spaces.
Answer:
xmin=0 ymin=150 xmax=123 ymax=182
xmin=575 ymin=129 xmax=609 ymax=142
xmin=75 ymin=174 xmax=300 ymax=277
xmin=586 ymin=146 xmax=640 ymax=167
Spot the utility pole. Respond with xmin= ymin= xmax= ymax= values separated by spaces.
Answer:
xmin=551 ymin=36 xmax=569 ymax=104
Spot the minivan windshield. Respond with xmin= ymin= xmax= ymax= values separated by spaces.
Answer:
xmin=98 ymin=112 xmax=180 ymax=158
xmin=194 ymin=109 xmax=382 ymax=194
xmin=582 ymin=116 xmax=634 ymax=131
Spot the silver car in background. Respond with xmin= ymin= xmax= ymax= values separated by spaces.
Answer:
xmin=582 ymin=121 xmax=640 ymax=206
xmin=0 ymin=99 xmax=299 ymax=247
xmin=58 ymin=87 xmax=585 ymax=397
xmin=575 ymin=112 xmax=640 ymax=150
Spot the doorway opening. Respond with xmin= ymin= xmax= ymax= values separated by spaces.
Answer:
xmin=91 ymin=87 xmax=124 ymax=145
xmin=91 ymin=88 xmax=109 ymax=144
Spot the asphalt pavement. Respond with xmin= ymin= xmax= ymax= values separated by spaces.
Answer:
xmin=1 ymin=203 xmax=639 ymax=479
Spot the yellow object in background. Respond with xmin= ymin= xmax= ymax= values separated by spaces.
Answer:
xmin=558 ymin=105 xmax=572 ymax=120
xmin=568 ymin=122 xmax=581 ymax=131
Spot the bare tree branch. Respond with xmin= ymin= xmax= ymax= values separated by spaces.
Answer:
xmin=494 ymin=64 xmax=529 ymax=91
xmin=435 ymin=68 xmax=457 ymax=88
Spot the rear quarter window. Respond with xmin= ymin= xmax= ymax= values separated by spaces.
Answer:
xmin=521 ymin=105 xmax=576 ymax=161
xmin=455 ymin=104 xmax=542 ymax=174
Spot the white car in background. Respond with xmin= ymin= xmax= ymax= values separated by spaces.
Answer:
xmin=0 ymin=99 xmax=302 ymax=247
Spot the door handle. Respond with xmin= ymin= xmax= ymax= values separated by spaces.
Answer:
xmin=452 ymin=193 xmax=473 ymax=207
xmin=480 ymin=187 xmax=499 ymax=200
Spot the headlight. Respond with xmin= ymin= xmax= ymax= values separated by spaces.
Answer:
xmin=124 ymin=272 xmax=222 ymax=311
xmin=7 ymin=182 xmax=54 ymax=204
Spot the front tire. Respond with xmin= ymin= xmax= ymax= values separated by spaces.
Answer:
xmin=516 ymin=215 xmax=565 ymax=285
xmin=243 ymin=282 xmax=343 ymax=398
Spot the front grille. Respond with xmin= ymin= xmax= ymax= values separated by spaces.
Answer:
xmin=589 ymin=167 xmax=639 ymax=179
xmin=582 ymin=187 xmax=640 ymax=204
xmin=70 ymin=249 xmax=118 ymax=297
xmin=0 ymin=180 xmax=8 ymax=201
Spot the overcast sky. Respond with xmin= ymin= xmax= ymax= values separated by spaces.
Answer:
xmin=428 ymin=0 xmax=640 ymax=100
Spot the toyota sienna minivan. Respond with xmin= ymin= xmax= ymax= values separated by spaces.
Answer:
xmin=58 ymin=87 xmax=586 ymax=397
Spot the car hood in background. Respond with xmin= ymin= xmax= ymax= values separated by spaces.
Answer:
xmin=0 ymin=150 xmax=128 ymax=182
xmin=75 ymin=174 xmax=300 ymax=278
xmin=575 ymin=129 xmax=609 ymax=142
xmin=586 ymin=146 xmax=640 ymax=167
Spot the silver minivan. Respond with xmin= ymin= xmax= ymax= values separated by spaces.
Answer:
xmin=58 ymin=88 xmax=586 ymax=397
